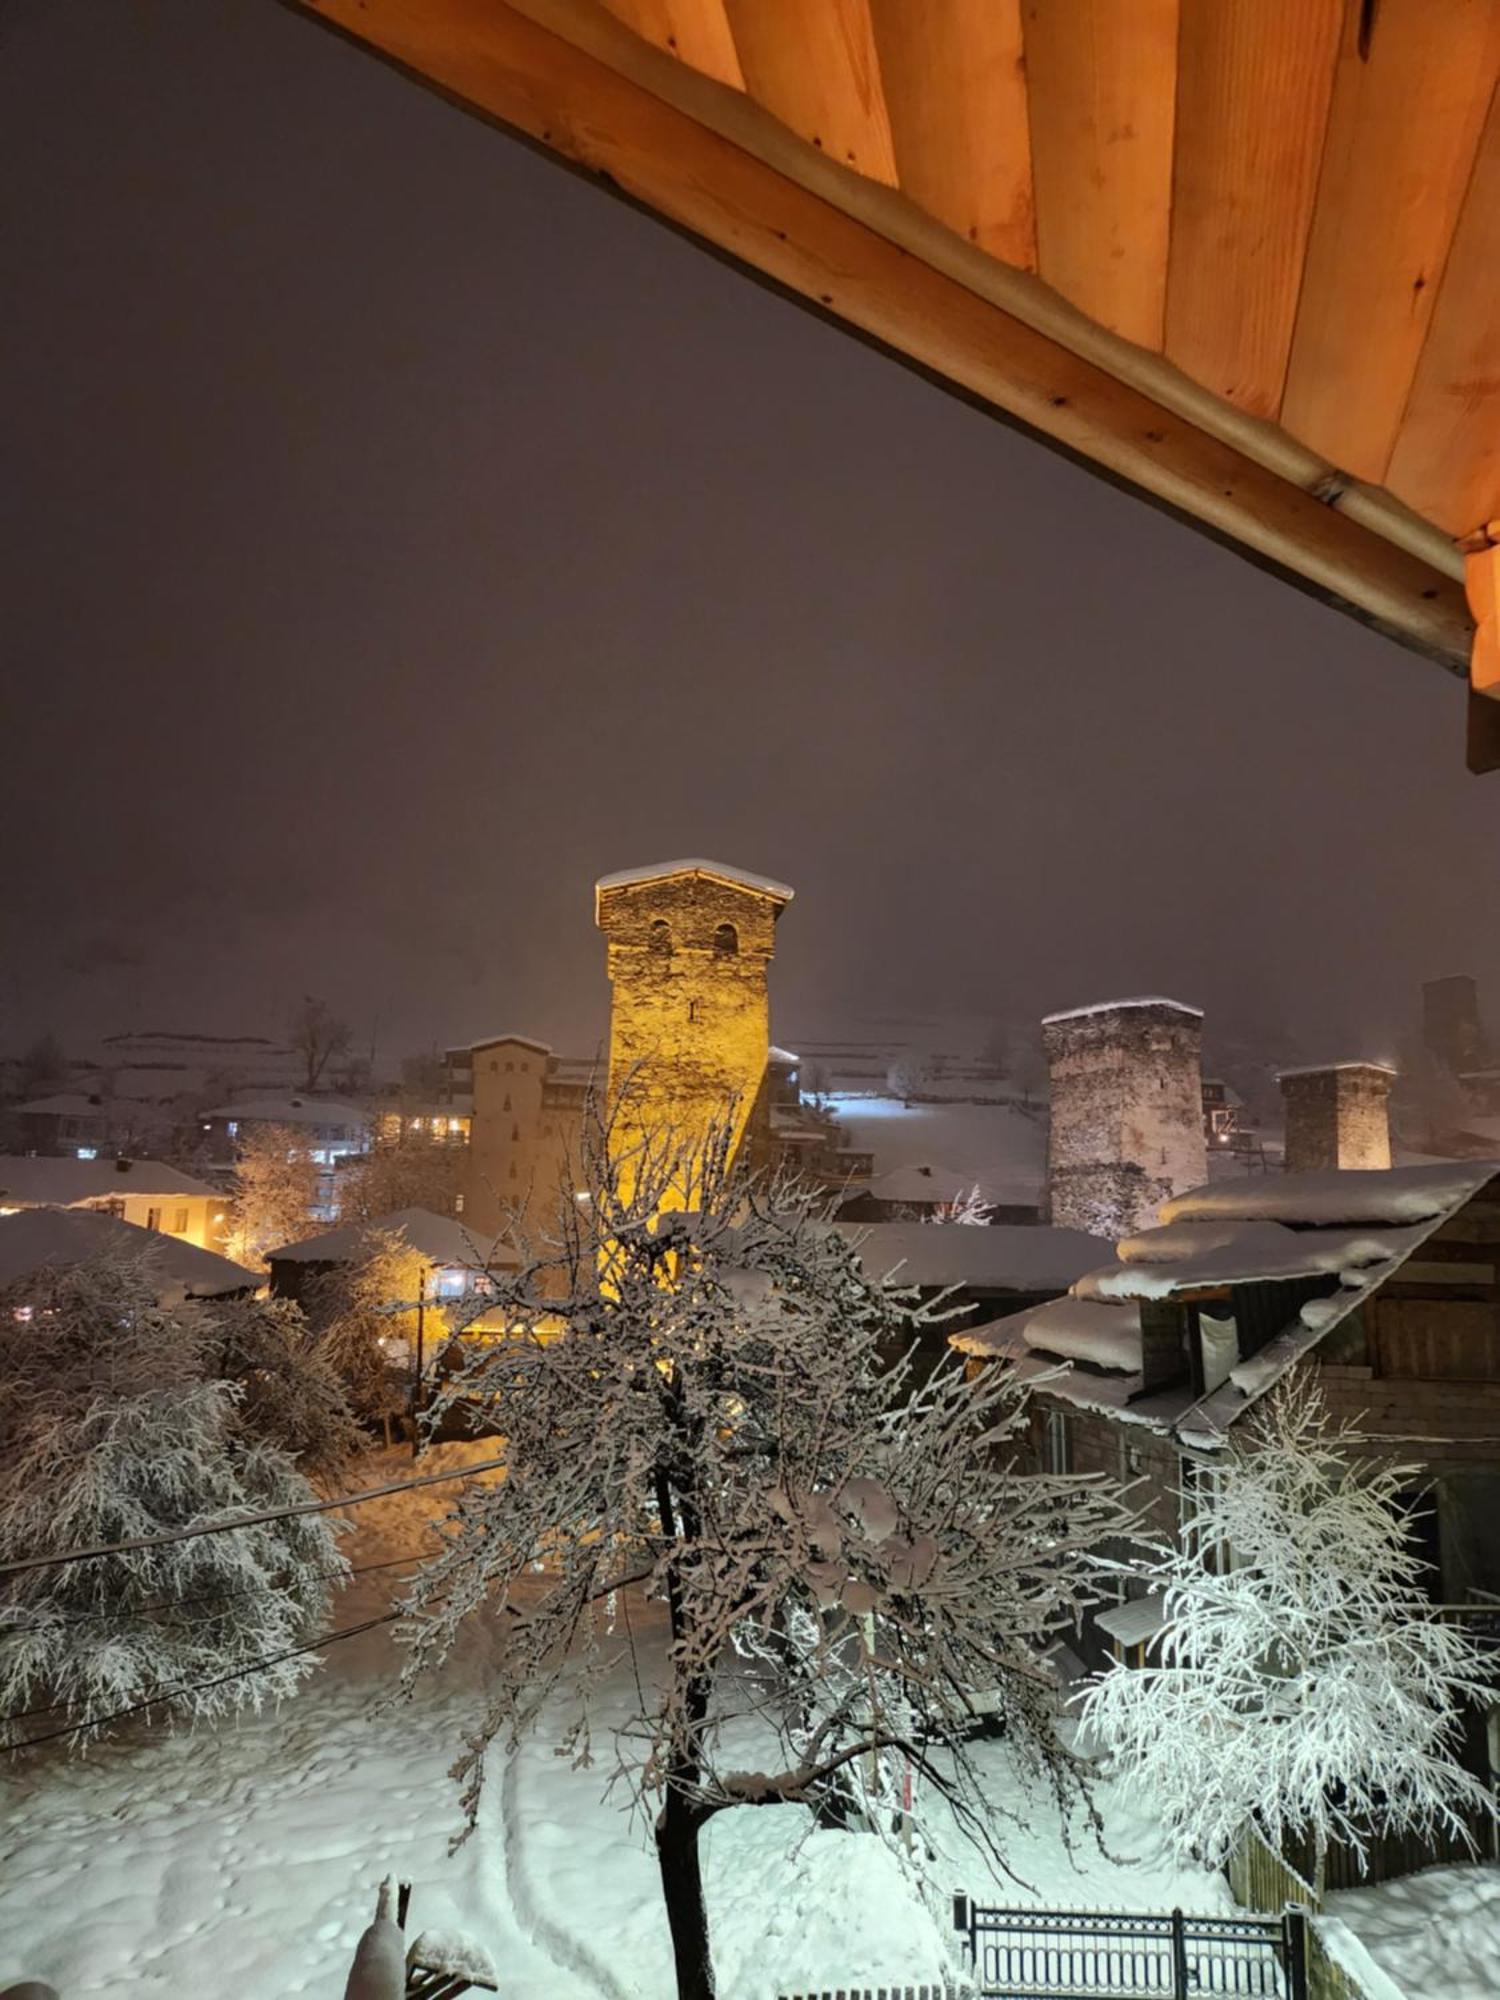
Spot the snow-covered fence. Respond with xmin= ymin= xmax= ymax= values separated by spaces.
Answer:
xmin=950 ymin=1897 xmax=1304 ymax=1998
xmin=1303 ymin=1917 xmax=1410 ymax=2000
xmin=776 ymin=1987 xmax=962 ymax=2000
xmin=1228 ymin=1826 xmax=1318 ymax=1923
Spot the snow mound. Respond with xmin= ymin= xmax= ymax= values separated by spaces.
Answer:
xmin=1019 ymin=1297 xmax=1142 ymax=1373
xmin=1327 ymin=1863 xmax=1500 ymax=2000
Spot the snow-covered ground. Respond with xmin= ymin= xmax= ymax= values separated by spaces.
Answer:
xmin=1327 ymin=1863 xmax=1500 ymax=2000
xmin=0 ymin=1450 xmax=1252 ymax=1998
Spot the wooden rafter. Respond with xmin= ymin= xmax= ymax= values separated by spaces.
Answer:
xmin=282 ymin=0 xmax=1497 ymax=762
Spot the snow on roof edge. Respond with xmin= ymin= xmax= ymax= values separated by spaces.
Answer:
xmin=1041 ymin=996 xmax=1202 ymax=1026
xmin=594 ymin=859 xmax=795 ymax=904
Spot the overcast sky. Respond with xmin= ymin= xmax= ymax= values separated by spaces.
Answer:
xmin=4 ymin=0 xmax=1497 ymax=1077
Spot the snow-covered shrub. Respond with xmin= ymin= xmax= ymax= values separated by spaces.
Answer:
xmin=1076 ymin=1370 xmax=1498 ymax=1890
xmin=404 ymin=1111 xmax=1129 ymax=2000
xmin=0 ymin=1248 xmax=348 ymax=1745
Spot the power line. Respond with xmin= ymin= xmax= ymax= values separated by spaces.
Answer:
xmin=0 ymin=1452 xmax=507 ymax=1581
xmin=3 ymin=1611 xmax=400 ymax=1753
xmin=6 ymin=1548 xmax=429 ymax=1633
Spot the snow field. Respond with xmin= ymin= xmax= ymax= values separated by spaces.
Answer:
xmin=20 ymin=1438 xmax=1469 ymax=2000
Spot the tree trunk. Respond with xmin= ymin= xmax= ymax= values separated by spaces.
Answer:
xmin=656 ymin=1783 xmax=715 ymax=2000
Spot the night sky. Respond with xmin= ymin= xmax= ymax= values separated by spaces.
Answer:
xmin=5 ymin=0 xmax=1498 ymax=1076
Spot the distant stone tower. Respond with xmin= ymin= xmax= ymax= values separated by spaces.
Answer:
xmin=595 ymin=859 xmax=793 ymax=1204
xmin=1422 ymin=975 xmax=1486 ymax=1077
xmin=1043 ymin=997 xmax=1207 ymax=1239
xmin=1279 ymin=1062 xmax=1395 ymax=1172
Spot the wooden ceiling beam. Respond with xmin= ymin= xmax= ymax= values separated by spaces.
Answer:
xmin=1386 ymin=95 xmax=1500 ymax=543
xmin=720 ymin=0 xmax=897 ymax=186
xmin=1280 ymin=0 xmax=1500 ymax=487
xmin=1165 ymin=0 xmax=1342 ymax=422
xmin=595 ymin=0 xmax=743 ymax=91
xmin=1020 ymin=0 xmax=1180 ymax=350
xmin=282 ymin=0 xmax=1472 ymax=676
xmin=867 ymin=0 xmax=1035 ymax=271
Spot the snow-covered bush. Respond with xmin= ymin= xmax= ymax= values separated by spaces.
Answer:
xmin=404 ymin=1111 xmax=1129 ymax=2000
xmin=0 ymin=1248 xmax=348 ymax=1745
xmin=1076 ymin=1370 xmax=1498 ymax=1890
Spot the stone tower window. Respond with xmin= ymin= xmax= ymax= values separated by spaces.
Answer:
xmin=712 ymin=922 xmax=739 ymax=957
xmin=648 ymin=919 xmax=672 ymax=955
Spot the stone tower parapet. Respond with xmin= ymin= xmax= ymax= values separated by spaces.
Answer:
xmin=1043 ymin=997 xmax=1206 ymax=1239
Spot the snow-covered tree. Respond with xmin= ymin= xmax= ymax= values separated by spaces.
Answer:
xmin=0 ymin=1249 xmax=348 ymax=1745
xmin=1076 ymin=1371 xmax=1498 ymax=1891
xmin=202 ymin=1289 xmax=366 ymax=1480
xmin=227 ymin=1122 xmax=321 ymax=1268
xmin=929 ymin=1183 xmax=995 ymax=1226
xmin=310 ymin=1231 xmax=430 ymax=1444
xmin=403 ymin=1112 xmax=1129 ymax=2000
xmin=338 ymin=1133 xmax=463 ymax=1224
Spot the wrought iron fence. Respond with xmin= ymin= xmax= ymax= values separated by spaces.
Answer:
xmin=951 ymin=1897 xmax=1307 ymax=2000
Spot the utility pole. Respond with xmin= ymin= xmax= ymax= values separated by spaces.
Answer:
xmin=412 ymin=1265 xmax=427 ymax=1462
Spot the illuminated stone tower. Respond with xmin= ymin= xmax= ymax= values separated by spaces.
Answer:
xmin=595 ymin=859 xmax=793 ymax=1203
xmin=1043 ymin=997 xmax=1207 ymax=1239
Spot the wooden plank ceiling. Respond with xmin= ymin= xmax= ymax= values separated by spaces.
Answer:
xmin=288 ymin=0 xmax=1500 ymax=770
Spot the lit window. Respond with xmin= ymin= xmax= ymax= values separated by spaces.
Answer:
xmin=76 ymin=1146 xmax=98 ymax=1161
xmin=228 ymin=1120 xmax=239 ymax=1138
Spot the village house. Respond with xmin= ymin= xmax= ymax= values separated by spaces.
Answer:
xmin=0 ymin=1153 xmax=229 ymax=1251
xmin=264 ymin=1205 xmax=509 ymax=1312
xmin=0 ymin=1205 xmax=256 ymax=1303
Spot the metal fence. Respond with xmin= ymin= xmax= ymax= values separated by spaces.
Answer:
xmin=951 ymin=1898 xmax=1307 ymax=2000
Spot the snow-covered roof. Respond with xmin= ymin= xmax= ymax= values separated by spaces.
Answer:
xmin=1158 ymin=1161 xmax=1497 ymax=1228
xmin=838 ymin=1221 xmax=1109 ymax=1294
xmin=956 ymin=1294 xmax=1147 ymax=1371
xmin=267 ymin=1207 xmax=512 ymax=1270
xmin=832 ymin=1097 xmax=1047 ymax=1208
xmin=1041 ymin=996 xmax=1202 ymax=1026
xmin=0 ymin=1207 xmax=257 ymax=1298
xmin=466 ymin=1033 xmax=552 ymax=1055
xmin=15 ymin=1093 xmax=110 ymax=1116
xmin=953 ymin=1162 xmax=1500 ymax=1446
xmin=1077 ymin=1220 xmax=1432 ymax=1301
xmin=1094 ymin=1594 xmax=1169 ymax=1649
xmin=593 ymin=859 xmax=794 ymax=904
xmin=205 ymin=1095 xmax=371 ymax=1128
xmin=0 ymin=1155 xmax=220 ymax=1204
